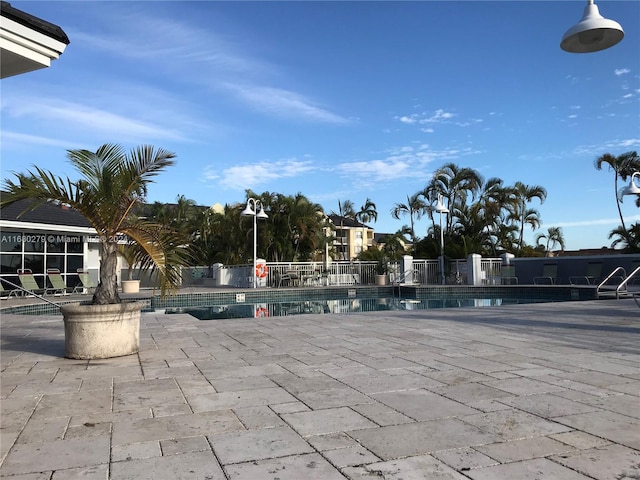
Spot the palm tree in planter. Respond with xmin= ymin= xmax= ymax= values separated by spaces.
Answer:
xmin=1 ymin=144 xmax=190 ymax=359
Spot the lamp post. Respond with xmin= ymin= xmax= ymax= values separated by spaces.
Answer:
xmin=617 ymin=172 xmax=640 ymax=203
xmin=241 ymin=198 xmax=268 ymax=288
xmin=561 ymin=0 xmax=624 ymax=53
xmin=434 ymin=194 xmax=449 ymax=285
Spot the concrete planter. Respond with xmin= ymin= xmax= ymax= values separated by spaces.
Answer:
xmin=61 ymin=302 xmax=142 ymax=359
xmin=121 ymin=280 xmax=140 ymax=294
xmin=375 ymin=274 xmax=389 ymax=286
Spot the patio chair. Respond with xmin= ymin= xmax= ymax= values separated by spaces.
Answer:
xmin=569 ymin=261 xmax=602 ymax=285
xmin=72 ymin=269 xmax=96 ymax=294
xmin=533 ymin=263 xmax=557 ymax=285
xmin=46 ymin=268 xmax=69 ymax=295
xmin=501 ymin=265 xmax=518 ymax=285
xmin=17 ymin=269 xmax=47 ymax=296
xmin=278 ymin=270 xmax=300 ymax=287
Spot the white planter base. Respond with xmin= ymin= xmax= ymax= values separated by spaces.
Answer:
xmin=61 ymin=302 xmax=142 ymax=359
xmin=375 ymin=274 xmax=389 ymax=286
xmin=121 ymin=280 xmax=140 ymax=293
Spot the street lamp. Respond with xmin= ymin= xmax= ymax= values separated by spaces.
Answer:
xmin=434 ymin=194 xmax=449 ymax=285
xmin=561 ymin=0 xmax=624 ymax=53
xmin=617 ymin=172 xmax=640 ymax=203
xmin=241 ymin=198 xmax=268 ymax=288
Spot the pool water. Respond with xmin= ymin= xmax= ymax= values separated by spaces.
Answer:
xmin=165 ymin=296 xmax=548 ymax=320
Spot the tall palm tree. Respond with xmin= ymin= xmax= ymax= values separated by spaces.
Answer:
xmin=356 ymin=198 xmax=377 ymax=255
xmin=595 ymin=151 xmax=640 ymax=243
xmin=426 ymin=163 xmax=483 ymax=233
xmin=535 ymin=226 xmax=566 ymax=254
xmin=511 ymin=181 xmax=547 ymax=253
xmin=391 ymin=193 xmax=428 ymax=247
xmin=2 ymin=144 xmax=189 ymax=304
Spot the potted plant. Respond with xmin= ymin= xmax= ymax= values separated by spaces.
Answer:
xmin=358 ymin=246 xmax=389 ymax=286
xmin=2 ymin=144 xmax=189 ymax=359
xmin=118 ymin=242 xmax=141 ymax=294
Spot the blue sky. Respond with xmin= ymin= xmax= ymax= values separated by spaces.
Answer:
xmin=1 ymin=1 xmax=639 ymax=251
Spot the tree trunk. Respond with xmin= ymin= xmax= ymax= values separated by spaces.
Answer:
xmin=92 ymin=239 xmax=121 ymax=305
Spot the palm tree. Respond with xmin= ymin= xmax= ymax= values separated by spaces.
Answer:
xmin=356 ymin=198 xmax=377 ymax=255
xmin=595 ymin=151 xmax=640 ymax=244
xmin=511 ymin=181 xmax=547 ymax=253
xmin=427 ymin=163 xmax=483 ymax=233
xmin=1 ymin=143 xmax=189 ymax=305
xmin=391 ymin=193 xmax=428 ymax=247
xmin=535 ymin=226 xmax=566 ymax=255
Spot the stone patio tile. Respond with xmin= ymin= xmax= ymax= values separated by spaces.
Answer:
xmin=435 ymin=357 xmax=511 ymax=373
xmin=0 ymin=473 xmax=51 ymax=480
xmin=498 ymin=392 xmax=602 ymax=417
xmin=461 ymin=409 xmax=572 ymax=440
xmin=111 ymin=410 xmax=244 ymax=446
xmin=267 ymin=373 xmax=344 ymax=394
xmin=306 ymin=432 xmax=360 ymax=451
xmin=431 ymin=447 xmax=498 ymax=471
xmin=554 ymin=410 xmax=640 ymax=449
xmin=0 ymin=436 xmax=110 ymax=476
xmin=534 ymin=375 xmax=620 ymax=397
xmin=64 ymin=421 xmax=111 ymax=440
xmin=160 ymin=436 xmax=210 ymax=456
xmin=550 ymin=430 xmax=612 ymax=449
xmin=475 ymin=436 xmax=576 ymax=463
xmin=173 ymin=376 xmax=216 ymax=396
xmin=551 ymin=444 xmax=640 ymax=480
xmin=350 ymin=418 xmax=500 ymax=460
xmin=351 ymin=401 xmax=414 ymax=426
xmin=339 ymin=372 xmax=445 ymax=394
xmin=224 ymin=452 xmax=345 ymax=480
xmin=556 ymin=370 xmax=636 ymax=387
xmin=110 ymin=451 xmax=226 ymax=480
xmin=372 ymin=389 xmax=478 ymax=421
xmin=432 ymin=382 xmax=514 ymax=404
xmin=114 ymin=378 xmax=176 ymax=394
xmin=465 ymin=457 xmax=591 ymax=479
xmin=32 ymin=389 xmax=112 ymax=419
xmin=282 ymin=406 xmax=377 ymax=437
xmin=200 ymin=363 xmax=290 ymax=380
xmin=210 ymin=375 xmax=277 ymax=392
xmin=111 ymin=441 xmax=161 ymax=462
xmin=577 ymin=393 xmax=640 ymax=419
xmin=482 ymin=377 xmax=565 ymax=396
xmin=270 ymin=401 xmax=310 ymax=414
xmin=232 ymin=405 xmax=287 ymax=429
xmin=422 ymin=369 xmax=495 ymax=385
xmin=68 ymin=407 xmax=152 ymax=427
xmin=342 ymin=454 xmax=469 ymax=479
xmin=152 ymin=403 xmax=192 ymax=417
xmin=322 ymin=444 xmax=380 ymax=468
xmin=9 ymin=379 xmax=81 ymax=397
xmin=208 ymin=426 xmax=313 ymax=464
xmin=187 ymin=387 xmax=298 ymax=412
xmin=51 ymin=464 xmax=108 ymax=480
xmin=113 ymin=387 xmax=186 ymax=411
xmin=79 ymin=378 xmax=113 ymax=392
xmin=296 ymin=386 xmax=374 ymax=409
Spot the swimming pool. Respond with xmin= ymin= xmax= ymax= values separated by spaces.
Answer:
xmin=165 ymin=295 xmax=556 ymax=320
xmin=0 ymin=285 xmax=598 ymax=317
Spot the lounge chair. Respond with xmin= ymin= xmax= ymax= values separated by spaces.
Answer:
xmin=569 ymin=261 xmax=602 ymax=285
xmin=0 ymin=281 xmax=20 ymax=299
xmin=46 ymin=268 xmax=69 ymax=295
xmin=72 ymin=269 xmax=96 ymax=294
xmin=17 ymin=269 xmax=47 ymax=296
xmin=533 ymin=263 xmax=557 ymax=285
xmin=501 ymin=265 xmax=518 ymax=285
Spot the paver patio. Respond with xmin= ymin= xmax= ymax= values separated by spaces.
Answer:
xmin=1 ymin=299 xmax=639 ymax=479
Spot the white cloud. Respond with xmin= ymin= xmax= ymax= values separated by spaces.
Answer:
xmin=614 ymin=68 xmax=630 ymax=76
xmin=223 ymin=84 xmax=351 ymax=124
xmin=211 ymin=158 xmax=316 ymax=190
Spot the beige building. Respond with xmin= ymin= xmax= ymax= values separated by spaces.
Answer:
xmin=328 ymin=214 xmax=374 ymax=261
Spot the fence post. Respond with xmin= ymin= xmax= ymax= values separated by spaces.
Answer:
xmin=467 ymin=254 xmax=483 ymax=285
xmin=401 ymin=255 xmax=413 ymax=284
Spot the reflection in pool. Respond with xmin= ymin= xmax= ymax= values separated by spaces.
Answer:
xmin=165 ymin=296 xmax=545 ymax=320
